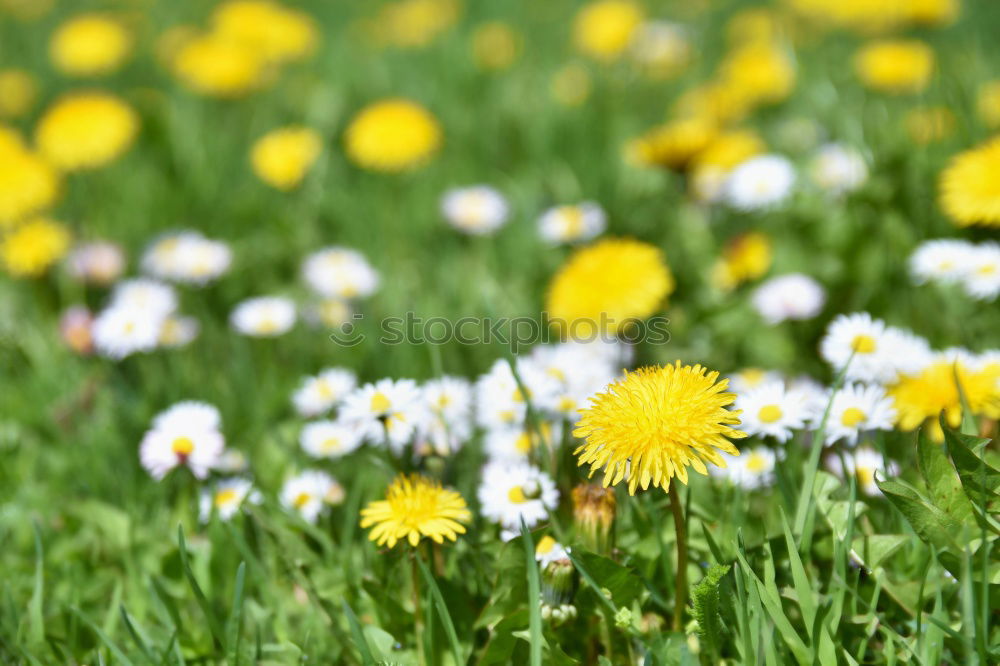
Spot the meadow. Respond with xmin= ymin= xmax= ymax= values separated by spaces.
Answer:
xmin=1 ymin=0 xmax=999 ymax=664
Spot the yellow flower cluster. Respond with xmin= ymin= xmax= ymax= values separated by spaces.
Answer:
xmin=939 ymin=136 xmax=1000 ymax=228
xmin=0 ymin=128 xmax=60 ymax=225
xmin=889 ymin=359 xmax=1000 ymax=441
xmin=785 ymin=0 xmax=958 ymax=32
xmin=49 ymin=13 xmax=132 ymax=77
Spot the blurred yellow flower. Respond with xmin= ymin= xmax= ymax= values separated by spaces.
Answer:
xmin=711 ymin=232 xmax=773 ymax=290
xmin=726 ymin=8 xmax=783 ymax=45
xmin=36 ymin=92 xmax=138 ymax=171
xmin=172 ymin=33 xmax=268 ymax=98
xmin=0 ymin=217 xmax=70 ymax=278
xmin=550 ymin=63 xmax=592 ymax=107
xmin=692 ymin=129 xmax=765 ymax=171
xmin=626 ymin=117 xmax=717 ymax=171
xmin=905 ymin=106 xmax=954 ymax=145
xmin=889 ymin=359 xmax=1000 ymax=441
xmin=0 ymin=137 xmax=60 ymax=226
xmin=50 ymin=14 xmax=131 ymax=77
xmin=0 ymin=69 xmax=38 ymax=118
xmin=0 ymin=0 xmax=53 ymax=21
xmin=345 ymin=99 xmax=442 ymax=172
xmin=574 ymin=362 xmax=745 ymax=495
xmin=785 ymin=0 xmax=956 ymax=31
xmin=629 ymin=21 xmax=691 ymax=80
xmin=471 ymin=21 xmax=520 ymax=71
xmin=573 ymin=0 xmax=644 ymax=62
xmin=906 ymin=0 xmax=959 ymax=26
xmin=251 ymin=126 xmax=323 ymax=190
xmin=976 ymin=80 xmax=1000 ymax=129
xmin=212 ymin=0 xmax=318 ymax=63
xmin=720 ymin=42 xmax=796 ymax=106
xmin=360 ymin=474 xmax=471 ymax=548
xmin=674 ymin=82 xmax=752 ymax=126
xmin=854 ymin=40 xmax=934 ymax=94
xmin=546 ymin=238 xmax=674 ymax=337
xmin=369 ymin=0 xmax=460 ymax=49
xmin=939 ymin=137 xmax=1000 ymax=228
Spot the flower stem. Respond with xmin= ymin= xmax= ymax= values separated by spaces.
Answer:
xmin=412 ymin=552 xmax=425 ymax=665
xmin=668 ymin=483 xmax=687 ymax=632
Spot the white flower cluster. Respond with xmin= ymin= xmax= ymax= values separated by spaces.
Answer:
xmin=141 ymin=231 xmax=232 ymax=285
xmin=910 ymin=239 xmax=1000 ymax=301
xmin=92 ymin=278 xmax=200 ymax=359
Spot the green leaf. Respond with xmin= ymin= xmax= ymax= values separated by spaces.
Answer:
xmin=70 ymin=607 xmax=134 ymax=666
xmin=176 ymin=525 xmax=226 ymax=648
xmin=874 ymin=478 xmax=962 ymax=553
xmin=691 ymin=564 xmax=729 ymax=663
xmin=572 ymin=550 xmax=644 ymax=608
xmin=415 ymin=555 xmax=465 ymax=666
xmin=225 ymin=562 xmax=246 ymax=665
xmin=918 ymin=427 xmax=975 ymax=524
xmin=342 ymin=599 xmax=376 ymax=666
xmin=520 ymin=523 xmax=543 ymax=666
xmin=943 ymin=427 xmax=1000 ymax=512
xmin=849 ymin=535 xmax=908 ymax=571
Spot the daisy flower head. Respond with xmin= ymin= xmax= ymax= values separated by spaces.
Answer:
xmin=474 ymin=357 xmax=559 ymax=430
xmin=909 ymin=238 xmax=973 ymax=284
xmin=483 ymin=423 xmax=556 ymax=462
xmin=440 ymin=185 xmax=510 ymax=236
xmin=91 ymin=306 xmax=164 ymax=359
xmin=360 ymin=474 xmax=471 ymax=548
xmin=808 ymin=143 xmax=867 ymax=196
xmin=751 ymin=273 xmax=826 ymax=325
xmin=418 ymin=376 xmax=473 ymax=455
xmin=35 ymin=92 xmax=138 ymax=171
xmin=727 ymin=367 xmax=783 ymax=395
xmin=854 ymin=39 xmax=934 ymax=94
xmin=281 ymin=470 xmax=343 ymax=523
xmin=538 ymin=202 xmax=607 ymax=245
xmin=198 ymin=478 xmax=258 ymax=522
xmin=230 ymin=296 xmax=296 ymax=337
xmin=826 ymin=446 xmax=899 ymax=497
xmin=629 ymin=20 xmax=691 ymax=79
xmin=820 ymin=313 xmax=930 ymax=384
xmin=572 ymin=0 xmax=644 ymax=62
xmin=153 ymin=401 xmax=222 ymax=432
xmin=734 ymin=380 xmax=809 ymax=443
xmin=344 ymin=98 xmax=442 ymax=172
xmin=109 ymin=278 xmax=178 ymax=318
xmin=528 ymin=343 xmax=620 ymax=421
xmin=301 ymin=246 xmax=379 ymax=300
xmin=141 ymin=231 xmax=232 ymax=285
xmin=478 ymin=461 xmax=559 ymax=537
xmin=50 ymin=13 xmax=131 ymax=77
xmin=724 ymin=155 xmax=796 ymax=211
xmin=939 ymin=137 xmax=1000 ymax=227
xmin=340 ymin=378 xmax=430 ymax=452
xmin=535 ymin=535 xmax=570 ymax=567
xmin=292 ymin=367 xmax=357 ymax=417
xmin=962 ymin=242 xmax=1000 ymax=300
xmin=251 ymin=126 xmax=323 ymax=191
xmin=574 ymin=362 xmax=746 ymax=495
xmin=0 ymin=217 xmax=71 ymax=278
xmin=546 ymin=238 xmax=674 ymax=339
xmin=66 ymin=241 xmax=125 ymax=285
xmin=159 ymin=315 xmax=200 ymax=348
xmin=822 ymin=383 xmax=897 ymax=447
xmin=300 ymin=419 xmax=363 ymax=459
xmin=139 ymin=405 xmax=225 ymax=480
xmin=712 ymin=445 xmax=779 ymax=491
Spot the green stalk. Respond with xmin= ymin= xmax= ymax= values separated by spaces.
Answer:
xmin=668 ymin=483 xmax=688 ymax=632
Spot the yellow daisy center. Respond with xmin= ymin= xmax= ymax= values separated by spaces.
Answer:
xmin=851 ymin=334 xmax=877 ymax=354
xmin=536 ymin=535 xmax=557 ymax=555
xmin=745 ymin=453 xmax=767 ymax=472
xmin=370 ymin=391 xmax=391 ymax=413
xmin=172 ymin=436 xmax=194 ymax=456
xmin=515 ymin=432 xmax=533 ymax=454
xmin=507 ymin=486 xmax=528 ymax=504
xmin=841 ymin=407 xmax=867 ymax=428
xmin=215 ymin=489 xmax=238 ymax=507
xmin=758 ymin=404 xmax=783 ymax=423
xmin=321 ymin=438 xmax=340 ymax=453
xmin=293 ymin=492 xmax=313 ymax=509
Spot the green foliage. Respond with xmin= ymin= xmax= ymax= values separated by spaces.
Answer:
xmin=690 ymin=564 xmax=729 ymax=663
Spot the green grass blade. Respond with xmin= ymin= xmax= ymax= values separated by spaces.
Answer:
xmin=176 ymin=524 xmax=225 ymax=648
xmin=226 ymin=562 xmax=247 ymax=665
xmin=415 ymin=555 xmax=465 ymax=666
xmin=70 ymin=607 xmax=134 ymax=666
xmin=520 ymin=521 xmax=542 ymax=666
xmin=119 ymin=605 xmax=156 ymax=663
xmin=341 ymin=599 xmax=376 ymax=666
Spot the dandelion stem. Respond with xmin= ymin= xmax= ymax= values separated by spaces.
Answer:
xmin=412 ymin=552 xmax=425 ymax=666
xmin=668 ymin=483 xmax=687 ymax=632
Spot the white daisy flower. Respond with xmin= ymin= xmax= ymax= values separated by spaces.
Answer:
xmin=66 ymin=241 xmax=125 ymax=285
xmin=301 ymin=247 xmax=379 ymax=300
xmin=142 ymin=231 xmax=232 ymax=285
xmin=153 ymin=401 xmax=222 ymax=431
xmin=418 ymin=376 xmax=474 ymax=455
xmin=629 ymin=20 xmax=690 ymax=74
xmin=340 ymin=378 xmax=430 ymax=452
xmin=230 ymin=296 xmax=296 ymax=337
xmin=786 ymin=375 xmax=828 ymax=422
xmin=808 ymin=143 xmax=867 ymax=195
xmin=826 ymin=446 xmax=899 ymax=496
xmin=909 ymin=239 xmax=972 ymax=285
xmin=819 ymin=313 xmax=929 ymax=384
xmin=961 ymin=242 xmax=1000 ymax=301
xmin=484 ymin=425 xmax=538 ymax=462
xmin=728 ymin=368 xmax=784 ymax=395
xmin=535 ymin=535 xmax=570 ymax=567
xmin=529 ymin=343 xmax=618 ymax=420
xmin=478 ymin=462 xmax=559 ymax=534
xmin=109 ymin=279 xmax=178 ymax=318
xmin=159 ymin=315 xmax=200 ymax=347
xmin=474 ymin=358 xmax=559 ymax=430
xmin=690 ymin=166 xmax=730 ymax=204
xmin=538 ymin=202 xmax=607 ymax=244
xmin=198 ymin=478 xmax=258 ymax=522
xmin=752 ymin=273 xmax=826 ymax=324
xmin=712 ymin=446 xmax=780 ymax=490
xmin=440 ymin=185 xmax=510 ymax=235
xmin=821 ymin=383 xmax=897 ymax=446
xmin=139 ymin=423 xmax=225 ymax=480
xmin=280 ymin=470 xmax=344 ymax=523
xmin=292 ymin=368 xmax=357 ymax=417
xmin=300 ymin=419 xmax=363 ymax=459
xmin=734 ymin=380 xmax=809 ymax=442
xmin=724 ymin=155 xmax=796 ymax=211
xmin=91 ymin=306 xmax=164 ymax=359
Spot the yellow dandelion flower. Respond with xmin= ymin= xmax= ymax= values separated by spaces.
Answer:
xmin=726 ymin=8 xmax=783 ymax=46
xmin=889 ymin=360 xmax=1000 ymax=441
xmin=906 ymin=0 xmax=959 ymax=26
xmin=692 ymin=129 xmax=765 ymax=171
xmin=344 ymin=99 xmax=442 ymax=173
xmin=471 ymin=21 xmax=520 ymax=71
xmin=625 ymin=117 xmax=717 ymax=170
xmin=574 ymin=362 xmax=746 ymax=495
xmin=674 ymin=81 xmax=752 ymax=126
xmin=939 ymin=137 xmax=1000 ymax=228
xmin=720 ymin=42 xmax=795 ymax=106
xmin=976 ymin=80 xmax=1000 ymax=129
xmin=0 ymin=69 xmax=38 ymax=118
xmin=546 ymin=238 xmax=674 ymax=337
xmin=711 ymin=231 xmax=772 ymax=291
xmin=573 ymin=0 xmax=644 ymax=62
xmin=0 ymin=138 xmax=60 ymax=226
xmin=172 ymin=33 xmax=267 ymax=98
xmin=0 ymin=0 xmax=54 ymax=21
xmin=551 ymin=63 xmax=592 ymax=107
xmin=905 ymin=106 xmax=954 ymax=145
xmin=368 ymin=0 xmax=461 ymax=50
xmin=50 ymin=14 xmax=131 ymax=77
xmin=212 ymin=0 xmax=318 ymax=63
xmin=0 ymin=217 xmax=70 ymax=278
xmin=251 ymin=126 xmax=322 ymax=190
xmin=360 ymin=474 xmax=471 ymax=548
xmin=35 ymin=92 xmax=138 ymax=171
xmin=854 ymin=40 xmax=934 ymax=95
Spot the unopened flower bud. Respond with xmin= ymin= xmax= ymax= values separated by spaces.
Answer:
xmin=572 ymin=483 xmax=616 ymax=554
xmin=541 ymin=558 xmax=576 ymax=606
